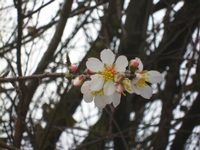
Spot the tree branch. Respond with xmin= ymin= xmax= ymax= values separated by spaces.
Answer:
xmin=0 ymin=141 xmax=20 ymax=150
xmin=23 ymin=0 xmax=55 ymax=19
xmin=0 ymin=73 xmax=66 ymax=83
xmin=17 ymin=0 xmax=22 ymax=77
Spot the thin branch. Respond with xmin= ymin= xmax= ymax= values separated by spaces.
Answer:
xmin=105 ymin=107 xmax=129 ymax=150
xmin=0 ymin=2 xmax=107 ymax=54
xmin=23 ymin=0 xmax=55 ymax=19
xmin=0 ymin=73 xmax=66 ymax=83
xmin=0 ymin=141 xmax=20 ymax=150
xmin=173 ymin=25 xmax=199 ymax=108
xmin=146 ymin=118 xmax=169 ymax=150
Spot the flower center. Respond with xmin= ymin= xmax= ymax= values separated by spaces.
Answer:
xmin=137 ymin=77 xmax=147 ymax=87
xmin=99 ymin=64 xmax=118 ymax=81
xmin=102 ymin=67 xmax=114 ymax=80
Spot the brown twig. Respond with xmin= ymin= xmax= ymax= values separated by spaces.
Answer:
xmin=146 ymin=118 xmax=169 ymax=150
xmin=0 ymin=73 xmax=66 ymax=83
xmin=0 ymin=141 xmax=20 ymax=150
xmin=23 ymin=0 xmax=55 ymax=19
xmin=173 ymin=25 xmax=199 ymax=108
xmin=105 ymin=107 xmax=129 ymax=150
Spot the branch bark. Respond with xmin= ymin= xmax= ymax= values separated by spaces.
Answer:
xmin=0 ymin=73 xmax=66 ymax=83
xmin=0 ymin=141 xmax=20 ymax=150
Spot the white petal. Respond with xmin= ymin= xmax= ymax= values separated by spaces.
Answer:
xmin=138 ymin=85 xmax=152 ymax=99
xmin=103 ymin=95 xmax=113 ymax=104
xmin=83 ymin=92 xmax=94 ymax=103
xmin=90 ymin=74 xmax=104 ymax=91
xmin=145 ymin=71 xmax=163 ymax=84
xmin=94 ymin=96 xmax=106 ymax=108
xmin=132 ymin=73 xmax=142 ymax=84
xmin=112 ymin=92 xmax=121 ymax=107
xmin=135 ymin=57 xmax=143 ymax=72
xmin=103 ymin=80 xmax=115 ymax=96
xmin=131 ymin=84 xmax=141 ymax=95
xmin=115 ymin=55 xmax=128 ymax=72
xmin=124 ymin=79 xmax=134 ymax=94
xmin=90 ymin=75 xmax=95 ymax=79
xmin=81 ymin=81 xmax=90 ymax=94
xmin=86 ymin=58 xmax=104 ymax=72
xmin=100 ymin=49 xmax=115 ymax=65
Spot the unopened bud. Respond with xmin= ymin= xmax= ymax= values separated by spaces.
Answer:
xmin=129 ymin=59 xmax=139 ymax=72
xmin=69 ymin=64 xmax=77 ymax=73
xmin=73 ymin=76 xmax=84 ymax=86
xmin=114 ymin=73 xmax=125 ymax=83
xmin=65 ymin=73 xmax=73 ymax=79
xmin=115 ymin=83 xmax=125 ymax=94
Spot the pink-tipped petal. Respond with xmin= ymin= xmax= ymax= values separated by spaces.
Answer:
xmin=100 ymin=49 xmax=115 ymax=65
xmin=86 ymin=58 xmax=104 ymax=72
xmin=104 ymin=80 xmax=115 ymax=96
xmin=115 ymin=55 xmax=128 ymax=72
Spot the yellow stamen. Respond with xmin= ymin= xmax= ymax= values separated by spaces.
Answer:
xmin=122 ymin=92 xmax=126 ymax=96
xmin=137 ymin=77 xmax=146 ymax=87
xmin=123 ymin=79 xmax=131 ymax=91
xmin=98 ymin=63 xmax=118 ymax=82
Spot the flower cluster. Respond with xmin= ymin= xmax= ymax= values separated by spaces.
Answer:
xmin=68 ymin=49 xmax=163 ymax=108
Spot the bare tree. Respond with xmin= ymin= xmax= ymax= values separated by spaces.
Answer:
xmin=1 ymin=0 xmax=200 ymax=149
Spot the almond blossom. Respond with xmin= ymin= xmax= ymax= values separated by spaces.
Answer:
xmin=127 ymin=57 xmax=163 ymax=99
xmin=86 ymin=49 xmax=128 ymax=96
xmin=81 ymin=80 xmax=121 ymax=108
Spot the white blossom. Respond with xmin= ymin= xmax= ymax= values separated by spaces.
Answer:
xmin=127 ymin=57 xmax=163 ymax=99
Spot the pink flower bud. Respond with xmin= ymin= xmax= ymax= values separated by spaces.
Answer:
xmin=129 ymin=59 xmax=139 ymax=71
xmin=114 ymin=73 xmax=125 ymax=83
xmin=69 ymin=64 xmax=77 ymax=73
xmin=73 ymin=76 xmax=84 ymax=86
xmin=130 ymin=59 xmax=139 ymax=67
xmin=115 ymin=83 xmax=125 ymax=94
xmin=86 ymin=69 xmax=95 ymax=74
